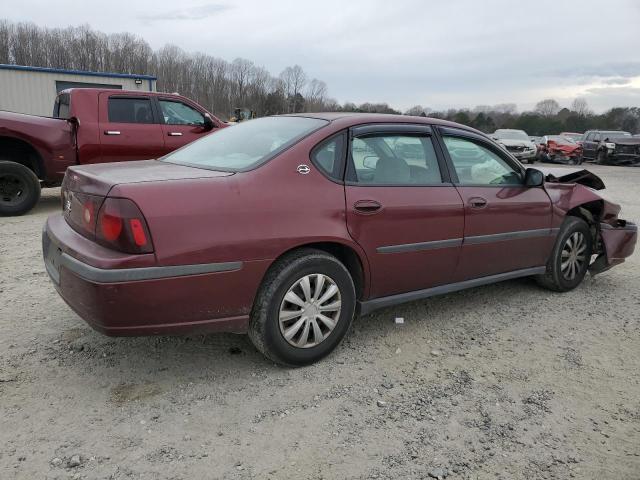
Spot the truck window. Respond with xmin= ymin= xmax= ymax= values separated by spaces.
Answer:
xmin=159 ymin=100 xmax=205 ymax=126
xmin=108 ymin=97 xmax=154 ymax=124
xmin=53 ymin=93 xmax=71 ymax=119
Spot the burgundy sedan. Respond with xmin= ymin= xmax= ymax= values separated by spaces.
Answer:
xmin=43 ymin=114 xmax=637 ymax=365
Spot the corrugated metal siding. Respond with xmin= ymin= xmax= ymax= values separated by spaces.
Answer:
xmin=0 ymin=70 xmax=155 ymax=116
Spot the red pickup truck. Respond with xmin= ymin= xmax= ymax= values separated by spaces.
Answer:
xmin=0 ymin=88 xmax=225 ymax=215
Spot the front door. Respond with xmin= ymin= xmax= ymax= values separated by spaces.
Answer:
xmin=438 ymin=128 xmax=554 ymax=282
xmin=98 ymin=93 xmax=165 ymax=163
xmin=344 ymin=124 xmax=464 ymax=299
xmin=157 ymin=98 xmax=214 ymax=154
xmin=582 ymin=131 xmax=599 ymax=160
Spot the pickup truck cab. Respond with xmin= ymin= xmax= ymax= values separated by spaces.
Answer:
xmin=0 ymin=88 xmax=225 ymax=215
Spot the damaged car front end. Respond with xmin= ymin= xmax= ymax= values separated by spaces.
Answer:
xmin=541 ymin=167 xmax=637 ymax=274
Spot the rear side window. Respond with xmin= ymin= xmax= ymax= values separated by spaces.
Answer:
xmin=53 ymin=93 xmax=70 ymax=119
xmin=348 ymin=134 xmax=443 ymax=185
xmin=108 ymin=97 xmax=154 ymax=124
xmin=159 ymin=100 xmax=204 ymax=125
xmin=311 ymin=133 xmax=346 ymax=181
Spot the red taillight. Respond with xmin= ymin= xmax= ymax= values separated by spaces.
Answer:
xmin=100 ymin=213 xmax=123 ymax=241
xmin=96 ymin=198 xmax=154 ymax=254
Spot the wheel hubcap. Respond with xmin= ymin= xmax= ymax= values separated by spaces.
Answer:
xmin=0 ymin=174 xmax=26 ymax=205
xmin=561 ymin=231 xmax=587 ymax=280
xmin=278 ymin=273 xmax=342 ymax=349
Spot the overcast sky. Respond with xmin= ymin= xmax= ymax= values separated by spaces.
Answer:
xmin=4 ymin=0 xmax=640 ymax=112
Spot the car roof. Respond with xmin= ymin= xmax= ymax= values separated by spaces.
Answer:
xmin=282 ymin=112 xmax=484 ymax=135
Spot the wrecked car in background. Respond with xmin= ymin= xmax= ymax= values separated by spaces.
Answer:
xmin=581 ymin=130 xmax=639 ymax=166
xmin=540 ymin=135 xmax=583 ymax=165
xmin=492 ymin=129 xmax=537 ymax=164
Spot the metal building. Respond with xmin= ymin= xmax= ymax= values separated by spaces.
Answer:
xmin=0 ymin=64 xmax=157 ymax=116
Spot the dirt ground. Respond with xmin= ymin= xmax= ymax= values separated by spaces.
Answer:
xmin=1 ymin=164 xmax=639 ymax=480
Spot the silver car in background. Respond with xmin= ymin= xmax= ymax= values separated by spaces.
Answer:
xmin=492 ymin=129 xmax=538 ymax=164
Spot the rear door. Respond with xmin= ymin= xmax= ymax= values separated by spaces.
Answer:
xmin=437 ymin=127 xmax=554 ymax=281
xmin=344 ymin=124 xmax=464 ymax=299
xmin=156 ymin=98 xmax=214 ymax=154
xmin=97 ymin=93 xmax=165 ymax=163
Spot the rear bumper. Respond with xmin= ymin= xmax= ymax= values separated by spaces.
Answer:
xmin=43 ymin=215 xmax=269 ymax=336
xmin=590 ymin=221 xmax=637 ymax=274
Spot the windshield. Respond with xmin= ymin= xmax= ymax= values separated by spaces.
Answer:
xmin=162 ymin=116 xmax=329 ymax=171
xmin=494 ymin=130 xmax=529 ymax=141
xmin=547 ymin=135 xmax=576 ymax=145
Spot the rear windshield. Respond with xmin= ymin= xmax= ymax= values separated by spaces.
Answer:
xmin=162 ymin=116 xmax=329 ymax=171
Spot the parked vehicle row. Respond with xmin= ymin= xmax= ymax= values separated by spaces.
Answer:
xmin=0 ymin=88 xmax=225 ymax=216
xmin=42 ymin=113 xmax=637 ymax=365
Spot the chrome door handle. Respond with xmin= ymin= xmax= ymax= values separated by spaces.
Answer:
xmin=469 ymin=197 xmax=487 ymax=208
xmin=104 ymin=130 xmax=120 ymax=135
xmin=168 ymin=132 xmax=183 ymax=136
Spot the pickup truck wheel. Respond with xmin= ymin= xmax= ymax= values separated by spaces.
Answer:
xmin=536 ymin=217 xmax=593 ymax=292
xmin=596 ymin=150 xmax=607 ymax=165
xmin=0 ymin=161 xmax=41 ymax=216
xmin=248 ymin=249 xmax=356 ymax=366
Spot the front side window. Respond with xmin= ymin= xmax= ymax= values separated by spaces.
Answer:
xmin=159 ymin=100 xmax=205 ymax=126
xmin=443 ymin=136 xmax=521 ymax=185
xmin=108 ymin=97 xmax=154 ymax=124
xmin=349 ymin=134 xmax=443 ymax=185
xmin=162 ymin=116 xmax=328 ymax=171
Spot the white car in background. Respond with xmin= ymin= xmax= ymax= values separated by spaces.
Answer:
xmin=492 ymin=129 xmax=538 ymax=164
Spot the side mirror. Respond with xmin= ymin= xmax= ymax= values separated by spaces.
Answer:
xmin=203 ymin=113 xmax=215 ymax=131
xmin=524 ymin=168 xmax=544 ymax=187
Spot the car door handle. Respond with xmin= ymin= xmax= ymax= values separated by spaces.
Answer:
xmin=104 ymin=130 xmax=120 ymax=135
xmin=353 ymin=200 xmax=382 ymax=214
xmin=469 ymin=197 xmax=487 ymax=208
xmin=168 ymin=132 xmax=183 ymax=136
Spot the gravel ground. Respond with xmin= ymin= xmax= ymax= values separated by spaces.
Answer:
xmin=1 ymin=164 xmax=639 ymax=480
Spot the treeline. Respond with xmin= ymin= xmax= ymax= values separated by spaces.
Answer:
xmin=405 ymin=99 xmax=640 ymax=135
xmin=1 ymin=19 xmax=638 ymax=132
xmin=0 ymin=20 xmax=337 ymax=118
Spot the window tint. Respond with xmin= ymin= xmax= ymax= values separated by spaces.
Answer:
xmin=311 ymin=134 xmax=345 ymax=181
xmin=159 ymin=100 xmax=204 ymax=125
xmin=349 ymin=134 xmax=442 ymax=185
xmin=443 ymin=136 xmax=521 ymax=185
xmin=162 ymin=116 xmax=328 ymax=171
xmin=108 ymin=97 xmax=154 ymax=124
xmin=593 ymin=133 xmax=601 ymax=142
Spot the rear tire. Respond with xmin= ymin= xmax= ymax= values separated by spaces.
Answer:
xmin=248 ymin=249 xmax=356 ymax=366
xmin=0 ymin=161 xmax=41 ymax=216
xmin=536 ymin=217 xmax=593 ymax=292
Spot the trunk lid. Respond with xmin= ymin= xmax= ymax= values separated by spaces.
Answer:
xmin=63 ymin=159 xmax=233 ymax=196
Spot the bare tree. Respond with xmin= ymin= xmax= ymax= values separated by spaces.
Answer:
xmin=305 ymin=79 xmax=327 ymax=112
xmin=571 ymin=98 xmax=591 ymax=116
xmin=404 ymin=105 xmax=429 ymax=116
xmin=279 ymin=65 xmax=307 ymax=113
xmin=535 ymin=99 xmax=561 ymax=117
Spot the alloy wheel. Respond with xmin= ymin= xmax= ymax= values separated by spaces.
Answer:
xmin=278 ymin=273 xmax=342 ymax=348
xmin=561 ymin=231 xmax=587 ymax=280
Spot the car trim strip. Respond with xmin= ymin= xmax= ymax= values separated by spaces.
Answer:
xmin=60 ymin=252 xmax=243 ymax=283
xmin=377 ymin=228 xmax=559 ymax=254
xmin=377 ymin=238 xmax=463 ymax=254
xmin=464 ymin=228 xmax=558 ymax=245
xmin=358 ymin=266 xmax=547 ymax=316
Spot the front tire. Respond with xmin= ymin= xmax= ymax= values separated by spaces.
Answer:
xmin=248 ymin=249 xmax=356 ymax=366
xmin=596 ymin=150 xmax=607 ymax=165
xmin=536 ymin=217 xmax=593 ymax=292
xmin=0 ymin=161 xmax=41 ymax=216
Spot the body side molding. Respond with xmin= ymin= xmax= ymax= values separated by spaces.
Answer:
xmin=358 ymin=266 xmax=546 ymax=315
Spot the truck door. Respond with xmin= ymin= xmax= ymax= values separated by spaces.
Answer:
xmin=97 ymin=93 xmax=165 ymax=163
xmin=156 ymin=98 xmax=216 ymax=154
